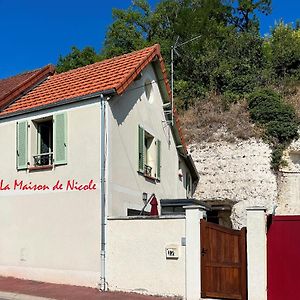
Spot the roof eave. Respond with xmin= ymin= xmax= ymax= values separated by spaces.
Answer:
xmin=0 ymin=88 xmax=115 ymax=120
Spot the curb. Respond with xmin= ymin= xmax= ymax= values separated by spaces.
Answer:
xmin=0 ymin=291 xmax=55 ymax=300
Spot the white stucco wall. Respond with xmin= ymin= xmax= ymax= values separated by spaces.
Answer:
xmin=246 ymin=208 xmax=267 ymax=300
xmin=0 ymin=100 xmax=102 ymax=287
xmin=107 ymin=64 xmax=191 ymax=216
xmin=106 ymin=217 xmax=186 ymax=297
xmin=189 ymin=139 xmax=277 ymax=228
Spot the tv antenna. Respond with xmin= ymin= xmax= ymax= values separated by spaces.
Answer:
xmin=167 ymin=35 xmax=202 ymax=126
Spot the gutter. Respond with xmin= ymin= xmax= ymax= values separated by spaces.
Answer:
xmin=99 ymin=94 xmax=108 ymax=291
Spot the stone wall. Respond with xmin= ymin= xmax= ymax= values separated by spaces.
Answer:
xmin=189 ymin=139 xmax=277 ymax=228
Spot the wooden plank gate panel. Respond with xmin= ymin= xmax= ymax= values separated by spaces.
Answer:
xmin=267 ymin=215 xmax=300 ymax=300
xmin=201 ymin=220 xmax=247 ymax=300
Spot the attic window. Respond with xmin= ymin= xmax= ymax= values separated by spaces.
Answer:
xmin=144 ymin=80 xmax=153 ymax=103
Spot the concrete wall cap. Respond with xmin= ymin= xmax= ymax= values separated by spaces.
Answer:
xmin=107 ymin=215 xmax=185 ymax=220
xmin=183 ymin=205 xmax=207 ymax=211
xmin=246 ymin=206 xmax=267 ymax=211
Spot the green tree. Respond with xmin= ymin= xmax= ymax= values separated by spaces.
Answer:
xmin=102 ymin=0 xmax=154 ymax=58
xmin=56 ymin=0 xmax=272 ymax=104
xmin=56 ymin=46 xmax=101 ymax=73
xmin=102 ymin=0 xmax=232 ymax=61
xmin=264 ymin=22 xmax=300 ymax=78
xmin=229 ymin=0 xmax=272 ymax=32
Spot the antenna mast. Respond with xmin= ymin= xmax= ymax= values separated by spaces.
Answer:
xmin=169 ymin=35 xmax=202 ymax=126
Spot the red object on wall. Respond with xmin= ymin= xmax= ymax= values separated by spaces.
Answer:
xmin=267 ymin=215 xmax=300 ymax=300
xmin=150 ymin=196 xmax=158 ymax=216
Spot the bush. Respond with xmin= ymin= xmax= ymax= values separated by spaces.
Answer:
xmin=266 ymin=121 xmax=298 ymax=143
xmin=248 ymin=88 xmax=299 ymax=170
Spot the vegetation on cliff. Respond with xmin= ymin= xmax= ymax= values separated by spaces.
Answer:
xmin=56 ymin=0 xmax=300 ymax=169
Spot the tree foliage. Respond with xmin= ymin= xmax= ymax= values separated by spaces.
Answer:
xmin=248 ymin=89 xmax=299 ymax=169
xmin=263 ymin=22 xmax=300 ymax=78
xmin=229 ymin=0 xmax=271 ymax=32
xmin=56 ymin=46 xmax=101 ymax=73
xmin=54 ymin=0 xmax=300 ymax=168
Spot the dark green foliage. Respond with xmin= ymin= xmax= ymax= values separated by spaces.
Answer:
xmin=249 ymin=89 xmax=297 ymax=125
xmin=56 ymin=0 xmax=273 ymax=102
xmin=56 ymin=46 xmax=101 ymax=73
xmin=266 ymin=121 xmax=298 ymax=143
xmin=248 ymin=89 xmax=299 ymax=169
xmin=264 ymin=22 xmax=300 ymax=79
xmin=229 ymin=0 xmax=272 ymax=32
xmin=271 ymin=144 xmax=286 ymax=170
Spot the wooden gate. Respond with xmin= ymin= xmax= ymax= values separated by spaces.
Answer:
xmin=267 ymin=215 xmax=300 ymax=300
xmin=200 ymin=220 xmax=247 ymax=300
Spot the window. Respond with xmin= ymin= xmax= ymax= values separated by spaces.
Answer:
xmin=138 ymin=125 xmax=161 ymax=180
xmin=185 ymin=173 xmax=191 ymax=198
xmin=127 ymin=209 xmax=150 ymax=216
xmin=34 ymin=119 xmax=53 ymax=166
xmin=16 ymin=112 xmax=67 ymax=170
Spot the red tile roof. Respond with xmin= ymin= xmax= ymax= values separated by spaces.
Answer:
xmin=0 ymin=44 xmax=186 ymax=152
xmin=0 ymin=44 xmax=171 ymax=116
xmin=0 ymin=65 xmax=55 ymax=111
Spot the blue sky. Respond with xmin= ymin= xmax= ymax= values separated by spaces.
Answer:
xmin=0 ymin=0 xmax=299 ymax=79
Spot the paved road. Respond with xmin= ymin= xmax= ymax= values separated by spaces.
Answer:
xmin=0 ymin=276 xmax=178 ymax=300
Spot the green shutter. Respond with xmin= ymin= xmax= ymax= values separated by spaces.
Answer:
xmin=138 ymin=125 xmax=144 ymax=172
xmin=16 ymin=121 xmax=28 ymax=170
xmin=54 ymin=113 xmax=67 ymax=165
xmin=157 ymin=139 xmax=161 ymax=180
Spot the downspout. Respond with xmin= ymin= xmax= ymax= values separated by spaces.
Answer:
xmin=99 ymin=94 xmax=107 ymax=291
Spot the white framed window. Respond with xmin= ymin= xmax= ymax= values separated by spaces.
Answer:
xmin=138 ymin=125 xmax=161 ymax=180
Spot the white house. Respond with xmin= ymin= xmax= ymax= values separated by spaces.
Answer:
xmin=0 ymin=44 xmax=198 ymax=288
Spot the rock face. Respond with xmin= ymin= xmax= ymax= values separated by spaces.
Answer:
xmin=189 ymin=139 xmax=277 ymax=228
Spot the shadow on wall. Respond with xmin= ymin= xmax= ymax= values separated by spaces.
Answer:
xmin=110 ymin=83 xmax=143 ymax=126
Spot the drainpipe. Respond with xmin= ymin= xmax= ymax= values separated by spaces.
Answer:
xmin=99 ymin=94 xmax=107 ymax=291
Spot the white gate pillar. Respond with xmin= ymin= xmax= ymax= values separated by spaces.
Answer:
xmin=184 ymin=205 xmax=207 ymax=300
xmin=246 ymin=207 xmax=267 ymax=300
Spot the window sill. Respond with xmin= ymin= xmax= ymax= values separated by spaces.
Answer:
xmin=138 ymin=171 xmax=159 ymax=183
xmin=144 ymin=174 xmax=157 ymax=181
xmin=28 ymin=165 xmax=53 ymax=172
